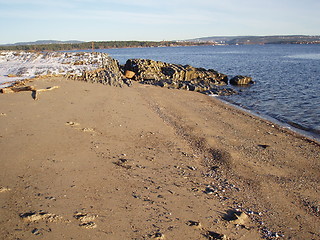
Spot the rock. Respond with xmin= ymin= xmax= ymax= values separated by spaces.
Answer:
xmin=66 ymin=56 xmax=131 ymax=87
xmin=231 ymin=212 xmax=249 ymax=225
xmin=0 ymin=186 xmax=11 ymax=192
xmin=229 ymin=75 xmax=254 ymax=85
xmin=123 ymin=59 xmax=230 ymax=94
xmin=186 ymin=220 xmax=202 ymax=229
xmin=152 ymin=232 xmax=165 ymax=239
xmin=124 ymin=70 xmax=135 ymax=79
xmin=223 ymin=210 xmax=249 ymax=225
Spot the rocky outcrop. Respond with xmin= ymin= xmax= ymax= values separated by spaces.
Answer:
xmin=66 ymin=56 xmax=252 ymax=94
xmin=124 ymin=59 xmax=228 ymax=84
xmin=230 ymin=75 xmax=254 ymax=85
xmin=66 ymin=56 xmax=132 ymax=87
xmin=123 ymin=58 xmax=235 ymax=95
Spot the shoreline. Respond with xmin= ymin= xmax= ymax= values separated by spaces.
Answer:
xmin=3 ymin=78 xmax=319 ymax=145
xmin=216 ymin=96 xmax=320 ymax=144
xmin=0 ymin=77 xmax=319 ymax=239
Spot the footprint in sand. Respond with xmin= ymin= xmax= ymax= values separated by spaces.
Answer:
xmin=81 ymin=127 xmax=96 ymax=133
xmin=73 ymin=211 xmax=98 ymax=229
xmin=203 ymin=231 xmax=227 ymax=240
xmin=66 ymin=122 xmax=96 ymax=134
xmin=19 ymin=210 xmax=62 ymax=222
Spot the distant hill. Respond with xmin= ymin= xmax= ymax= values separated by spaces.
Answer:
xmin=2 ymin=40 xmax=84 ymax=46
xmin=185 ymin=35 xmax=320 ymax=45
xmin=1 ymin=35 xmax=319 ymax=51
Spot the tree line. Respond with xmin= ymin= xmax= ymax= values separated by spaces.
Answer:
xmin=0 ymin=41 xmax=211 ymax=51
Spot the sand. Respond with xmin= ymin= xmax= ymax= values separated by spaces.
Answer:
xmin=0 ymin=77 xmax=319 ymax=240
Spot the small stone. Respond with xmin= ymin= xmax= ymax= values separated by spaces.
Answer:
xmin=124 ymin=70 xmax=135 ymax=79
xmin=186 ymin=220 xmax=202 ymax=229
xmin=0 ymin=186 xmax=11 ymax=193
xmin=230 ymin=75 xmax=254 ymax=85
xmin=153 ymin=232 xmax=165 ymax=239
xmin=32 ymin=228 xmax=41 ymax=235
xmin=187 ymin=166 xmax=196 ymax=171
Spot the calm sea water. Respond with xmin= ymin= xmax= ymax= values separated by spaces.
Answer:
xmin=96 ymin=45 xmax=320 ymax=141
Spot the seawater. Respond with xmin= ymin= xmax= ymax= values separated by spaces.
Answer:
xmin=97 ymin=45 xmax=320 ymax=141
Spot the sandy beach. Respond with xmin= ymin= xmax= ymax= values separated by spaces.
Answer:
xmin=0 ymin=77 xmax=319 ymax=239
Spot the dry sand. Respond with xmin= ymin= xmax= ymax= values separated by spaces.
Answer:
xmin=0 ymin=77 xmax=319 ymax=240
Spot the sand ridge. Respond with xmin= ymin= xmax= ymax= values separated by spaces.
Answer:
xmin=0 ymin=77 xmax=319 ymax=239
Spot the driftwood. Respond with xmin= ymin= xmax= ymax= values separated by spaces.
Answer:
xmin=1 ymin=85 xmax=59 ymax=100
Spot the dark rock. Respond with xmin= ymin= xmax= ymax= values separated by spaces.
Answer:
xmin=124 ymin=59 xmax=229 ymax=89
xmin=229 ymin=75 xmax=254 ymax=85
xmin=202 ymin=87 xmax=237 ymax=96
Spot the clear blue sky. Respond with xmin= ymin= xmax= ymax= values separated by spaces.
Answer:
xmin=0 ymin=0 xmax=319 ymax=44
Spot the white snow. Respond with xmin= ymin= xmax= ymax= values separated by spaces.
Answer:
xmin=0 ymin=51 xmax=108 ymax=88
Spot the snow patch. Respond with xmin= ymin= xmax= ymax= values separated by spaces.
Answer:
xmin=0 ymin=51 xmax=108 ymax=88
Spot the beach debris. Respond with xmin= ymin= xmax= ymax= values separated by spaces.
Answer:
xmin=203 ymin=230 xmax=227 ymax=240
xmin=1 ymin=85 xmax=35 ymax=94
xmin=0 ymin=186 xmax=11 ymax=193
xmin=0 ymin=113 xmax=7 ymax=116
xmin=0 ymin=84 xmax=59 ymax=100
xmin=74 ymin=211 xmax=98 ymax=229
xmin=33 ymin=86 xmax=60 ymax=100
xmin=19 ymin=210 xmax=61 ymax=222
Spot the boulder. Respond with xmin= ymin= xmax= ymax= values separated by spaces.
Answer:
xmin=230 ymin=75 xmax=254 ymax=85
xmin=124 ymin=70 xmax=135 ymax=79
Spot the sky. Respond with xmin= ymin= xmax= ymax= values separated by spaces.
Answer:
xmin=0 ymin=0 xmax=319 ymax=44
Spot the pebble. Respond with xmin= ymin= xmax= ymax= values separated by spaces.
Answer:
xmin=152 ymin=232 xmax=165 ymax=239
xmin=186 ymin=220 xmax=202 ymax=229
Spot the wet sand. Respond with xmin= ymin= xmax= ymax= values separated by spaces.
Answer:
xmin=0 ymin=77 xmax=319 ymax=239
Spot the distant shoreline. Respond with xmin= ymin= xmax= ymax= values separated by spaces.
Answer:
xmin=1 ymin=35 xmax=320 ymax=51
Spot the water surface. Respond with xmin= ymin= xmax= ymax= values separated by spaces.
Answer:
xmin=96 ymin=45 xmax=320 ymax=141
